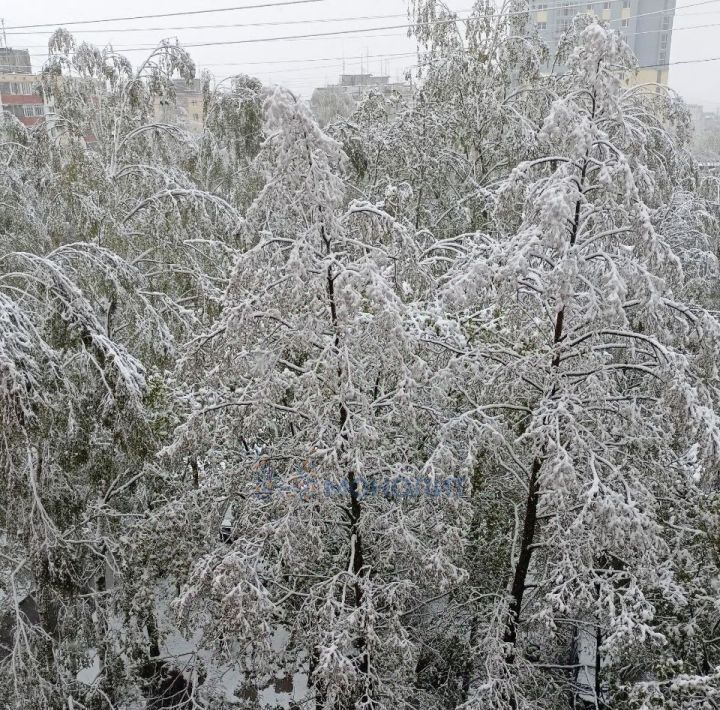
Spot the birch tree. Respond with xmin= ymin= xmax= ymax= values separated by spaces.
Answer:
xmin=165 ymin=87 xmax=469 ymax=709
xmin=0 ymin=33 xmax=244 ymax=708
xmin=437 ymin=22 xmax=720 ymax=709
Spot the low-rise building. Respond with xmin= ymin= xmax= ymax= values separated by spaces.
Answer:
xmin=0 ymin=48 xmax=47 ymax=127
xmin=311 ymin=73 xmax=412 ymax=125
xmin=154 ymin=78 xmax=204 ymax=133
xmin=313 ymin=73 xmax=412 ymax=103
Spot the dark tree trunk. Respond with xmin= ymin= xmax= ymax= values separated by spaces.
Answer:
xmin=502 ymin=152 xmax=590 ymax=667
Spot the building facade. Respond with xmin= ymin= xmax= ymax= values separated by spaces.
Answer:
xmin=313 ymin=73 xmax=412 ymax=103
xmin=0 ymin=47 xmax=47 ymax=127
xmin=530 ymin=0 xmax=677 ymax=84
xmin=154 ymin=78 xmax=205 ymax=133
xmin=310 ymin=73 xmax=413 ymax=125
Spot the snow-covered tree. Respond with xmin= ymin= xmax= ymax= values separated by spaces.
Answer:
xmin=333 ymin=0 xmax=548 ymax=242
xmin=310 ymin=85 xmax=357 ymax=128
xmin=164 ymin=87 xmax=469 ymax=708
xmin=436 ymin=21 xmax=720 ymax=709
xmin=0 ymin=33 xmax=245 ymax=708
xmin=3 ymin=8 xmax=720 ymax=709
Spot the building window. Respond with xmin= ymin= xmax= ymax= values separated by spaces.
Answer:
xmin=3 ymin=82 xmax=34 ymax=95
xmin=623 ymin=0 xmax=631 ymax=7
xmin=19 ymin=105 xmax=43 ymax=117
xmin=537 ymin=21 xmax=547 ymax=30
xmin=621 ymin=18 xmax=629 ymax=27
xmin=661 ymin=16 xmax=671 ymax=30
xmin=603 ymin=1 xmax=611 ymax=8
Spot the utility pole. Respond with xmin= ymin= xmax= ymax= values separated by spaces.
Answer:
xmin=0 ymin=19 xmax=7 ymax=49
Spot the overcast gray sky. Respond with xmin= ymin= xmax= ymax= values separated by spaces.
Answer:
xmin=2 ymin=0 xmax=719 ymax=109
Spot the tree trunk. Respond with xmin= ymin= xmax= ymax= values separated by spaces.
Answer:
xmin=320 ymin=208 xmax=372 ymax=706
xmin=502 ymin=153 xmax=590 ymax=663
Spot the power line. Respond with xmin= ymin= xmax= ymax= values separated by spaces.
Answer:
xmin=180 ymin=21 xmax=451 ymax=49
xmin=543 ymin=0 xmax=720 ymax=21
xmin=514 ymin=0 xmax=715 ymax=19
xmin=7 ymin=0 xmax=701 ymax=36
xmin=2 ymin=1 xmax=581 ymax=37
xmin=641 ymin=54 xmax=720 ymax=69
xmin=3 ymin=11 xmax=428 ymax=36
xmin=675 ymin=6 xmax=720 ymax=17
xmin=215 ymin=52 xmax=720 ymax=88
xmin=22 ymin=19 xmax=466 ymax=54
xmin=212 ymin=53 xmax=720 ymax=75
xmin=18 ymin=34 xmax=720 ymax=90
xmin=2 ymin=3 xmax=694 ymax=41
xmin=192 ymin=43 xmax=720 ymax=88
xmin=24 ymin=31 xmax=418 ymax=57
xmin=16 ymin=19 xmax=701 ymax=59
xmin=200 ymin=50 xmax=419 ymax=69
xmin=209 ymin=54 xmax=417 ymax=78
xmin=18 ymin=0 xmax=714 ymax=55
xmin=2 ymin=0 xmax=326 ymax=31
xmin=16 ymin=7 xmax=686 ymax=54
xmin=16 ymin=0 xmax=720 ymax=77
xmin=493 ymin=0 xmax=719 ymax=24
xmin=623 ymin=19 xmax=720 ymax=37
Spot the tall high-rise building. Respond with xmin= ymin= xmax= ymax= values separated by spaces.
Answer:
xmin=530 ymin=0 xmax=676 ymax=85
